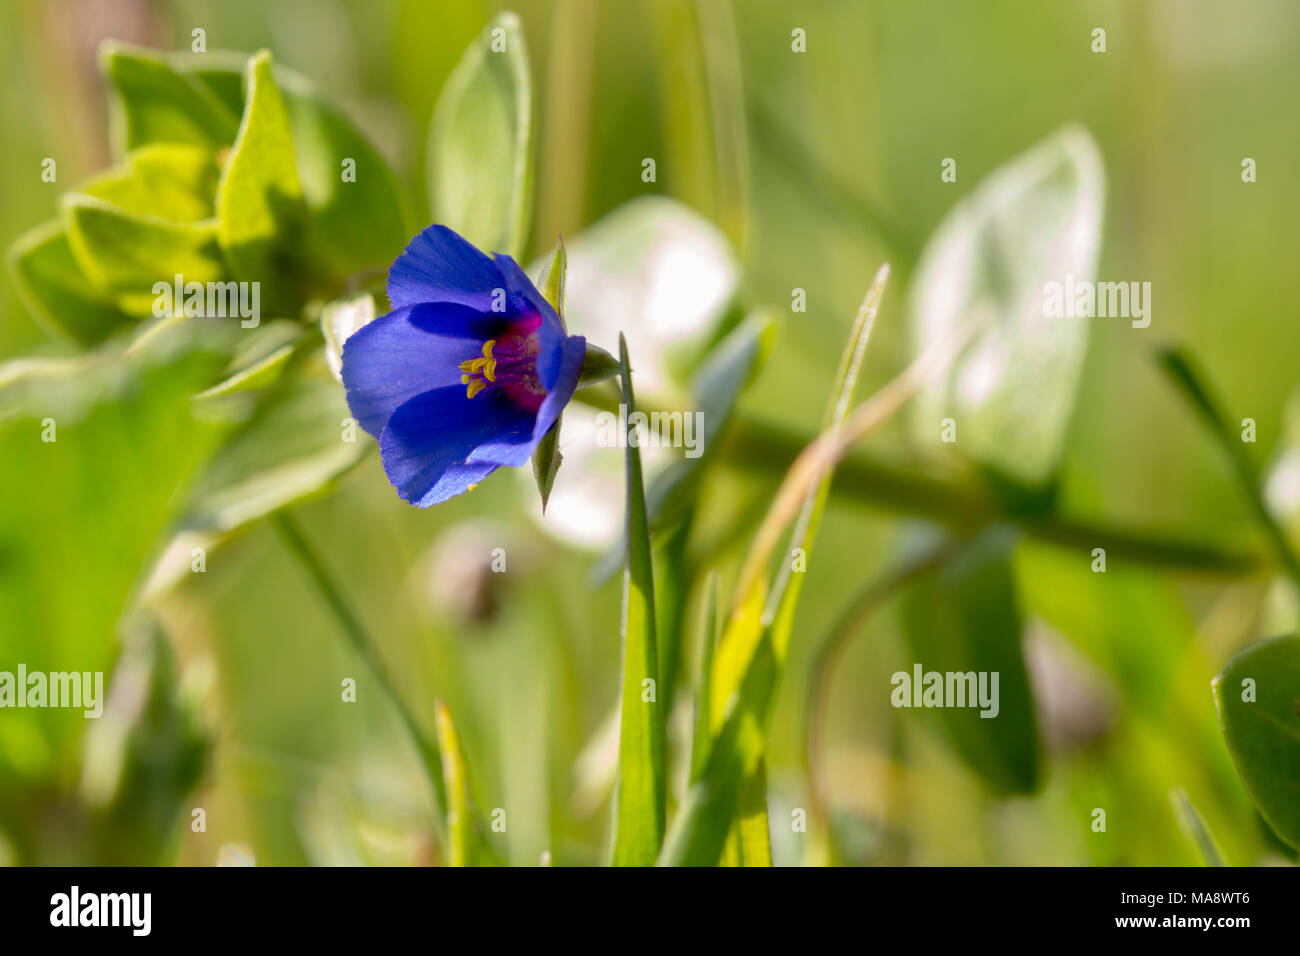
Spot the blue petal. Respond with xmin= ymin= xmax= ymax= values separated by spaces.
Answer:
xmin=467 ymin=335 xmax=586 ymax=467
xmin=388 ymin=225 xmax=506 ymax=311
xmin=378 ymin=386 xmax=531 ymax=507
xmin=342 ymin=303 xmax=497 ymax=438
xmin=493 ymin=254 xmax=566 ymax=387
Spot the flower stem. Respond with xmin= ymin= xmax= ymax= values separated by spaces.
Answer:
xmin=271 ymin=510 xmax=449 ymax=840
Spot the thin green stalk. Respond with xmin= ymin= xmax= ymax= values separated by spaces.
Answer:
xmin=575 ymin=388 xmax=1262 ymax=576
xmin=802 ymin=544 xmax=951 ymax=835
xmin=1158 ymin=348 xmax=1300 ymax=588
xmin=271 ymin=510 xmax=449 ymax=839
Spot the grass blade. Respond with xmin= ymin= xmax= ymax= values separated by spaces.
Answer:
xmin=688 ymin=574 xmax=719 ymax=783
xmin=663 ymin=265 xmax=900 ymax=865
xmin=610 ymin=333 xmax=667 ymax=865
xmin=1170 ymin=787 xmax=1226 ymax=866
xmin=434 ymin=700 xmax=474 ymax=866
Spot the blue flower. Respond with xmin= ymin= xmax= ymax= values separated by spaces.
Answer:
xmin=342 ymin=225 xmax=585 ymax=506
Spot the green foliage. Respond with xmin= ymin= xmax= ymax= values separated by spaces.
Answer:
xmin=100 ymin=41 xmax=240 ymax=153
xmin=610 ymin=335 xmax=667 ymax=866
xmin=428 ymin=12 xmax=533 ymax=258
xmin=645 ymin=312 xmax=775 ymax=532
xmin=661 ymin=266 xmax=890 ymax=866
xmin=62 ymin=194 xmax=224 ymax=299
xmin=899 ymin=528 xmax=1041 ymax=795
xmin=0 ymin=331 xmax=226 ymax=862
xmin=1170 ymin=788 xmax=1226 ymax=867
xmin=434 ymin=700 xmax=493 ymax=867
xmin=81 ymin=622 xmax=211 ymax=865
xmin=2 ymin=6 xmax=1295 ymax=870
xmin=908 ymin=125 xmax=1104 ymax=487
xmin=215 ymin=51 xmax=308 ymax=302
xmin=531 ymin=239 xmax=566 ymax=511
xmin=179 ymin=368 xmax=367 ymax=535
xmin=6 ymin=222 xmax=133 ymax=344
xmin=96 ymin=42 xmax=408 ymax=293
xmin=1213 ymin=635 xmax=1300 ymax=850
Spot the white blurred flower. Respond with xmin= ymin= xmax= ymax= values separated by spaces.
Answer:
xmin=521 ymin=197 xmax=738 ymax=549
xmin=534 ymin=196 xmax=738 ymax=398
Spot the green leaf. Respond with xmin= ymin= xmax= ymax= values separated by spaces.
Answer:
xmin=0 ymin=337 xmax=226 ymax=806
xmin=529 ymin=425 xmax=562 ymax=514
xmin=652 ymin=512 xmax=692 ymax=719
xmin=610 ymin=333 xmax=666 ymax=866
xmin=529 ymin=239 xmax=566 ymax=510
xmin=535 ymin=235 xmax=566 ymax=328
xmin=660 ymin=266 xmax=890 ymax=866
xmin=215 ymin=51 xmax=308 ymax=298
xmin=99 ymin=41 xmax=241 ymax=155
xmin=428 ymin=12 xmax=533 ymax=258
xmin=688 ymin=574 xmax=719 ymax=783
xmin=6 ymin=221 xmax=133 ymax=344
xmin=272 ymin=69 xmax=409 ymax=281
xmin=61 ymin=193 xmax=224 ymax=297
xmin=99 ymin=44 xmax=408 ymax=283
xmin=898 ymin=528 xmax=1042 ymax=794
xmin=1170 ymin=787 xmax=1226 ymax=866
xmin=434 ymin=699 xmax=481 ymax=867
xmin=79 ymin=144 xmax=219 ymax=222
xmin=1212 ymin=633 xmax=1300 ymax=849
xmin=178 ymin=370 xmax=367 ymax=535
xmin=908 ymin=125 xmax=1104 ymax=486
xmin=81 ymin=622 xmax=210 ymax=865
xmin=193 ymin=319 xmax=303 ymax=399
xmin=728 ymin=760 xmax=772 ymax=866
xmin=646 ymin=312 xmax=775 ymax=530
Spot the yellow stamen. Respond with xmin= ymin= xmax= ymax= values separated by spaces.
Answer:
xmin=460 ymin=339 xmax=499 ymax=398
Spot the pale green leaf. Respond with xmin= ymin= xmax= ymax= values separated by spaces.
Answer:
xmin=178 ymin=371 xmax=366 ymax=535
xmin=909 ymin=125 xmax=1104 ymax=485
xmin=79 ymin=144 xmax=219 ymax=222
xmin=193 ymin=319 xmax=303 ymax=399
xmin=320 ymin=293 xmax=377 ymax=383
xmin=428 ymin=12 xmax=533 ymax=258
xmin=215 ymin=51 xmax=307 ymax=293
xmin=1170 ymin=787 xmax=1227 ymax=866
xmin=61 ymin=194 xmax=224 ymax=297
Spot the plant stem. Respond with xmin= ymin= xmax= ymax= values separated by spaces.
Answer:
xmin=802 ymin=544 xmax=951 ymax=840
xmin=1157 ymin=348 xmax=1300 ymax=587
xmin=271 ymin=510 xmax=449 ymax=839
xmin=574 ymin=389 xmax=1264 ymax=577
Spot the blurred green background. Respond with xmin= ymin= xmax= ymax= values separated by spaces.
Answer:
xmin=1 ymin=0 xmax=1298 ymax=865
